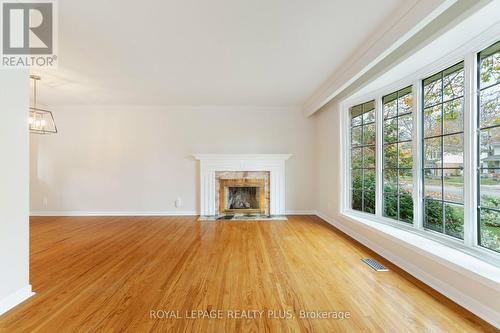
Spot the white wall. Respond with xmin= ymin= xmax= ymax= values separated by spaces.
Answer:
xmin=30 ymin=106 xmax=316 ymax=214
xmin=0 ymin=69 xmax=32 ymax=315
xmin=313 ymin=103 xmax=500 ymax=328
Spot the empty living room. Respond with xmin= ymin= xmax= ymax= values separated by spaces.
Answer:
xmin=1 ymin=0 xmax=500 ymax=332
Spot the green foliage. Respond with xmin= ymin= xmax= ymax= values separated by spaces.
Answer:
xmin=351 ymin=173 xmax=375 ymax=214
xmin=480 ymin=228 xmax=500 ymax=252
xmin=444 ymin=205 xmax=464 ymax=239
xmin=482 ymin=211 xmax=500 ymax=228
xmin=399 ymin=194 xmax=413 ymax=222
xmin=424 ymin=199 xmax=443 ymax=230
xmin=382 ymin=183 xmax=413 ymax=223
xmin=481 ymin=195 xmax=500 ymax=228
xmin=425 ymin=199 xmax=464 ymax=239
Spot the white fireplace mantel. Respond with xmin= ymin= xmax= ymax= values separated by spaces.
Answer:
xmin=194 ymin=154 xmax=292 ymax=216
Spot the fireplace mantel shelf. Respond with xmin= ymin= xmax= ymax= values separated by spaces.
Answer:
xmin=194 ymin=154 xmax=292 ymax=217
xmin=193 ymin=154 xmax=292 ymax=161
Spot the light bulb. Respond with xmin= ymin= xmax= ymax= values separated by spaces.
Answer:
xmin=28 ymin=117 xmax=34 ymax=125
xmin=41 ymin=119 xmax=46 ymax=128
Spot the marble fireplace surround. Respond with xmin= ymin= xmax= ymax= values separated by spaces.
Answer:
xmin=216 ymin=172 xmax=269 ymax=215
xmin=193 ymin=154 xmax=292 ymax=217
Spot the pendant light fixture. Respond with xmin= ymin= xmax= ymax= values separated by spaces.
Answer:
xmin=29 ymin=75 xmax=57 ymax=134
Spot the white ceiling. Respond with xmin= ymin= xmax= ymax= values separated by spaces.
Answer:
xmin=33 ymin=0 xmax=412 ymax=107
xmin=351 ymin=1 xmax=500 ymax=101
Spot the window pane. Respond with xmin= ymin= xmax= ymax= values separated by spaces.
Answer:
xmin=423 ymin=63 xmax=465 ymax=239
xmin=363 ymin=110 xmax=375 ymax=124
xmin=384 ymin=118 xmax=398 ymax=143
xmin=399 ymin=169 xmax=413 ymax=195
xmin=363 ymin=101 xmax=375 ymax=112
xmin=350 ymin=101 xmax=376 ymax=215
xmin=351 ymin=126 xmax=362 ymax=147
xmin=384 ymin=143 xmax=397 ymax=169
xmin=351 ymin=169 xmax=362 ymax=190
xmin=423 ymin=106 xmax=442 ymax=138
xmin=443 ymin=99 xmax=463 ymax=135
xmin=443 ymin=172 xmax=464 ymax=203
xmin=443 ymin=67 xmax=464 ymax=102
xmin=383 ymin=194 xmax=398 ymax=219
xmin=479 ymin=208 xmax=500 ymax=253
xmin=352 ymin=190 xmax=362 ymax=211
xmin=424 ymin=137 xmax=442 ymax=168
xmin=480 ymin=127 xmax=500 ymax=168
xmin=399 ymin=194 xmax=413 ymax=223
xmin=364 ymin=191 xmax=375 ymax=214
xmin=479 ymin=171 xmax=500 ymax=209
xmin=381 ymin=88 xmax=413 ymax=224
xmin=479 ymin=43 xmax=500 ymax=252
xmin=398 ymin=142 xmax=412 ymax=169
xmin=398 ymin=92 xmax=413 ymax=115
xmin=364 ymin=170 xmax=376 ymax=192
xmin=444 ymin=203 xmax=464 ymax=239
xmin=383 ymin=169 xmax=398 ymax=194
xmin=479 ymin=41 xmax=500 ymax=89
xmin=351 ymin=148 xmax=362 ymax=168
xmin=479 ymin=84 xmax=500 ymax=128
xmin=351 ymin=104 xmax=363 ymax=119
xmin=443 ymin=134 xmax=463 ymax=169
xmin=424 ymin=171 xmax=442 ymax=200
xmin=363 ymin=146 xmax=375 ymax=168
xmin=352 ymin=114 xmax=362 ymax=127
xmin=384 ymin=99 xmax=397 ymax=119
xmin=423 ymin=75 xmax=442 ymax=107
xmin=398 ymin=114 xmax=412 ymax=141
xmin=350 ymin=101 xmax=375 ymax=212
xmin=425 ymin=199 xmax=443 ymax=232
xmin=364 ymin=123 xmax=376 ymax=145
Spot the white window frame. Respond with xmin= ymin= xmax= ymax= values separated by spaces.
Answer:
xmin=340 ymin=25 xmax=500 ymax=266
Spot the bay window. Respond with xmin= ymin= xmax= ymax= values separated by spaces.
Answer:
xmin=346 ymin=37 xmax=500 ymax=261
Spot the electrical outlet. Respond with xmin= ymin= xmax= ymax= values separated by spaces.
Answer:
xmin=43 ymin=196 xmax=48 ymax=208
xmin=175 ymin=198 xmax=182 ymax=208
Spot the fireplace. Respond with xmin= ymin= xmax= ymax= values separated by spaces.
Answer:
xmin=216 ymin=171 xmax=269 ymax=216
xmin=219 ymin=179 xmax=266 ymax=214
xmin=193 ymin=154 xmax=291 ymax=218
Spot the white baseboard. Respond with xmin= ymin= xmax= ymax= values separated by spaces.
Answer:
xmin=0 ymin=285 xmax=34 ymax=316
xmin=315 ymin=211 xmax=500 ymax=329
xmin=30 ymin=210 xmax=317 ymax=217
xmin=285 ymin=210 xmax=317 ymax=215
xmin=30 ymin=211 xmax=198 ymax=217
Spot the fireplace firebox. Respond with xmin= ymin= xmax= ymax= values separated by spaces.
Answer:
xmin=219 ymin=179 xmax=266 ymax=215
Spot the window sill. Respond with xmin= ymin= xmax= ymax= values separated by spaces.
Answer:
xmin=340 ymin=210 xmax=500 ymax=292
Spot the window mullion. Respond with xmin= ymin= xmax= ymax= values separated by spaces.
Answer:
xmin=463 ymin=52 xmax=478 ymax=247
xmin=343 ymin=103 xmax=352 ymax=212
xmin=413 ymin=80 xmax=424 ymax=229
xmin=375 ymin=96 xmax=384 ymax=217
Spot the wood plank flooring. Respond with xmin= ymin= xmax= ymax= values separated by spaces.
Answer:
xmin=0 ymin=215 xmax=496 ymax=332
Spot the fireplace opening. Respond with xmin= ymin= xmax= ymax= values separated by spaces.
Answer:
xmin=219 ymin=179 xmax=266 ymax=215
xmin=227 ymin=186 xmax=260 ymax=210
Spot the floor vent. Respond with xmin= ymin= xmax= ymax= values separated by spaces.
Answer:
xmin=362 ymin=258 xmax=389 ymax=272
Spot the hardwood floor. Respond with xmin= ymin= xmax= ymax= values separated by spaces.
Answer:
xmin=0 ymin=216 xmax=496 ymax=332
